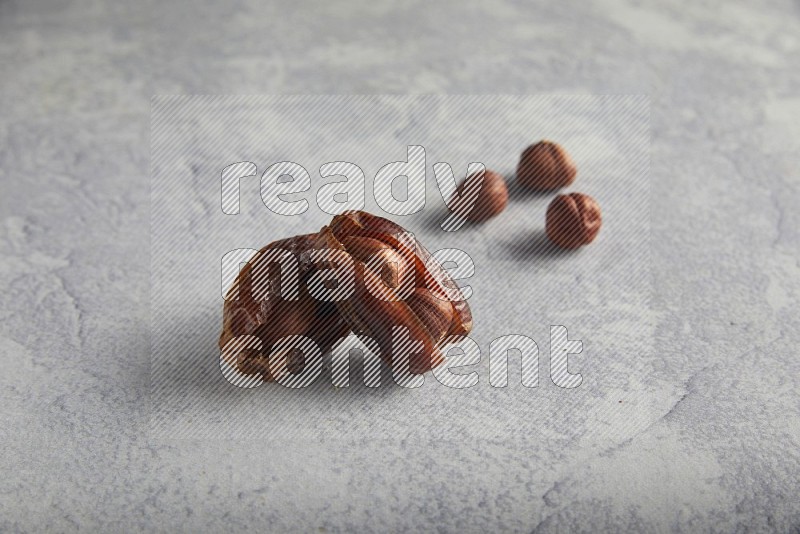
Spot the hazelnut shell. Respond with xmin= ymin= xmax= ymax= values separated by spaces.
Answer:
xmin=545 ymin=193 xmax=602 ymax=249
xmin=517 ymin=141 xmax=577 ymax=190
xmin=450 ymin=169 xmax=508 ymax=222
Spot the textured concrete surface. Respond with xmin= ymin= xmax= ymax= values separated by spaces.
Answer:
xmin=1 ymin=0 xmax=799 ymax=532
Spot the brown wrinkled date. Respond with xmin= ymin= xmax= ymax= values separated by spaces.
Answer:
xmin=219 ymin=210 xmax=473 ymax=380
xmin=323 ymin=211 xmax=472 ymax=374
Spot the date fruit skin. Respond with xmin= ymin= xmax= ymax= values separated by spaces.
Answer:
xmin=450 ymin=169 xmax=508 ymax=222
xmin=219 ymin=211 xmax=473 ymax=380
xmin=517 ymin=141 xmax=577 ymax=190
xmin=322 ymin=210 xmax=473 ymax=375
xmin=219 ymin=233 xmax=351 ymax=381
xmin=545 ymin=193 xmax=602 ymax=249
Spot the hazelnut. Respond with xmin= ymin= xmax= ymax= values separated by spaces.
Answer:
xmin=545 ymin=193 xmax=602 ymax=249
xmin=517 ymin=141 xmax=577 ymax=190
xmin=450 ymin=169 xmax=508 ymax=222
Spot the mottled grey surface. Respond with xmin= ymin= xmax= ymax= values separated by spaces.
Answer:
xmin=1 ymin=1 xmax=799 ymax=532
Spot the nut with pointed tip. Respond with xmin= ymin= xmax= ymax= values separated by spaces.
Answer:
xmin=545 ymin=193 xmax=602 ymax=249
xmin=517 ymin=141 xmax=577 ymax=190
xmin=450 ymin=169 xmax=508 ymax=222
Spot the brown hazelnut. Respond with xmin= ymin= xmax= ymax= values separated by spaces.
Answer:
xmin=450 ymin=169 xmax=508 ymax=222
xmin=545 ymin=193 xmax=602 ymax=249
xmin=517 ymin=141 xmax=577 ymax=190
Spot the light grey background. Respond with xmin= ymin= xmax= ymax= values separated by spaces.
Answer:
xmin=2 ymin=1 xmax=799 ymax=532
xmin=150 ymin=95 xmax=649 ymax=439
